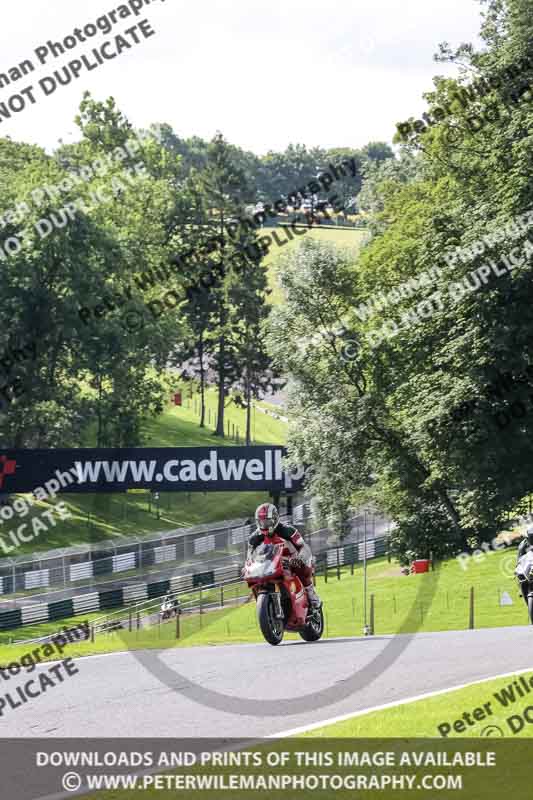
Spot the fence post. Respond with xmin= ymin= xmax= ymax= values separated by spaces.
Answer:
xmin=337 ymin=548 xmax=341 ymax=580
xmin=369 ymin=594 xmax=375 ymax=635
xmin=220 ymin=584 xmax=224 ymax=607
xmin=90 ymin=625 xmax=95 ymax=643
xmin=469 ymin=587 xmax=475 ymax=629
xmin=136 ymin=612 xmax=141 ymax=630
xmin=324 ymin=559 xmax=328 ymax=583
xmin=128 ymin=611 xmax=132 ymax=632
xmin=176 ymin=613 xmax=180 ymax=639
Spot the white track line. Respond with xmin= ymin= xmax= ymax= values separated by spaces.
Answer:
xmin=269 ymin=667 xmax=533 ymax=737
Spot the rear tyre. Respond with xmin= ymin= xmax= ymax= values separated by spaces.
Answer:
xmin=299 ymin=605 xmax=324 ymax=642
xmin=528 ymin=595 xmax=533 ymax=625
xmin=257 ymin=592 xmax=284 ymax=645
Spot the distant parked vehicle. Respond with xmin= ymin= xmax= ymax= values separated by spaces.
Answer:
xmin=159 ymin=593 xmax=180 ymax=621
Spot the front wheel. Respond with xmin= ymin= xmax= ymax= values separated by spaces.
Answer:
xmin=528 ymin=595 xmax=533 ymax=624
xmin=257 ymin=592 xmax=284 ymax=645
xmin=299 ymin=606 xmax=324 ymax=642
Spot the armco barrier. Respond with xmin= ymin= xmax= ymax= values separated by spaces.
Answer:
xmin=0 ymin=516 xmax=257 ymax=598
xmin=0 ymin=537 xmax=388 ymax=632
xmin=0 ymin=563 xmax=242 ymax=631
xmin=0 ymin=506 xmax=391 ymax=600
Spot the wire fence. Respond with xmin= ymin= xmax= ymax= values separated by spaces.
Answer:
xmin=0 ymin=506 xmax=391 ymax=600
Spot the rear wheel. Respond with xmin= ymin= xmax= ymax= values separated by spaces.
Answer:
xmin=257 ymin=592 xmax=284 ymax=645
xmin=299 ymin=606 xmax=324 ymax=642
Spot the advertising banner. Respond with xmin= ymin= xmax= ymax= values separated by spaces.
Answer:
xmin=0 ymin=447 xmax=305 ymax=494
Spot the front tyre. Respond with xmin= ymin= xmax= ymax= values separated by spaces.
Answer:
xmin=257 ymin=592 xmax=284 ymax=645
xmin=300 ymin=606 xmax=324 ymax=642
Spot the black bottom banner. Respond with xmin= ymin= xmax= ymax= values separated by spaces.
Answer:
xmin=1 ymin=738 xmax=531 ymax=800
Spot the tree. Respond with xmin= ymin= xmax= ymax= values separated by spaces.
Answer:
xmin=265 ymin=0 xmax=533 ymax=559
xmin=265 ymin=237 xmax=465 ymax=558
xmin=0 ymin=94 xmax=191 ymax=448
xmin=230 ymin=260 xmax=281 ymax=445
xmin=191 ymin=132 xmax=264 ymax=438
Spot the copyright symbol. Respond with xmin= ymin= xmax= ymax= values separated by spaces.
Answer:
xmin=443 ymin=125 xmax=462 ymax=146
xmin=62 ymin=772 xmax=82 ymax=792
xmin=500 ymin=554 xmax=517 ymax=578
xmin=121 ymin=309 xmax=145 ymax=333
xmin=480 ymin=725 xmax=504 ymax=737
xmin=340 ymin=339 xmax=360 ymax=362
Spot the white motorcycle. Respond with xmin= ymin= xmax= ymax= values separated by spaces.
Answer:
xmin=159 ymin=599 xmax=175 ymax=621
xmin=515 ymin=551 xmax=533 ymax=623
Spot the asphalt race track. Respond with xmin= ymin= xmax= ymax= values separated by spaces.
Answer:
xmin=6 ymin=625 xmax=533 ymax=737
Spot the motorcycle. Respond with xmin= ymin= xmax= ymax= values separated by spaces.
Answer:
xmin=242 ymin=541 xmax=324 ymax=646
xmin=515 ymin=551 xmax=533 ymax=623
xmin=159 ymin=599 xmax=176 ymax=621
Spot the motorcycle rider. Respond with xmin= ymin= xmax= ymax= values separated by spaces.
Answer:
xmin=517 ymin=527 xmax=533 ymax=562
xmin=160 ymin=592 xmax=173 ymax=616
xmin=248 ymin=502 xmax=322 ymax=608
xmin=516 ymin=527 xmax=533 ymax=602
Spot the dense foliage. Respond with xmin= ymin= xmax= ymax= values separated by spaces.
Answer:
xmin=266 ymin=0 xmax=533 ymax=562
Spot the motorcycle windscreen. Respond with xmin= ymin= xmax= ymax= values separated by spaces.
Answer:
xmin=516 ymin=551 xmax=533 ymax=580
xmin=245 ymin=543 xmax=282 ymax=578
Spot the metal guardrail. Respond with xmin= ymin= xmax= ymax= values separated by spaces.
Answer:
xmin=0 ymin=516 xmax=256 ymax=597
xmin=6 ymin=509 xmax=391 ymax=637
xmin=0 ymin=499 xmax=391 ymax=601
xmin=92 ymin=575 xmax=245 ymax=630
xmin=82 ymin=536 xmax=388 ymax=640
xmin=0 ymin=549 xmax=246 ymax=609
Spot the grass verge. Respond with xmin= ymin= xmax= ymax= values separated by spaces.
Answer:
xmin=304 ymin=671 xmax=533 ymax=738
xmin=0 ymin=548 xmax=527 ymax=660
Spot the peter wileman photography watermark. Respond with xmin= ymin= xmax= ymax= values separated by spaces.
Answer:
xmin=434 ymin=363 xmax=533 ymax=443
xmin=0 ymin=0 xmax=166 ymax=123
xmin=0 ymin=462 xmax=82 ymax=554
xmin=454 ymin=532 xmax=515 ymax=575
xmin=336 ymin=207 xmax=533 ymax=364
xmin=396 ymin=53 xmax=533 ymax=143
xmin=0 ymin=621 xmax=88 ymax=717
xmin=437 ymin=671 xmax=533 ymax=737
xmin=78 ymin=156 xmax=359 ymax=334
xmin=357 ymin=213 xmax=533 ymax=350
xmin=0 ymin=338 xmax=38 ymax=412
xmin=0 ymin=125 xmax=163 ymax=263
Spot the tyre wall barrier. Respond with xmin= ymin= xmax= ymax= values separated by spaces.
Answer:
xmin=0 ymin=537 xmax=388 ymax=631
xmin=0 ymin=564 xmax=242 ymax=631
